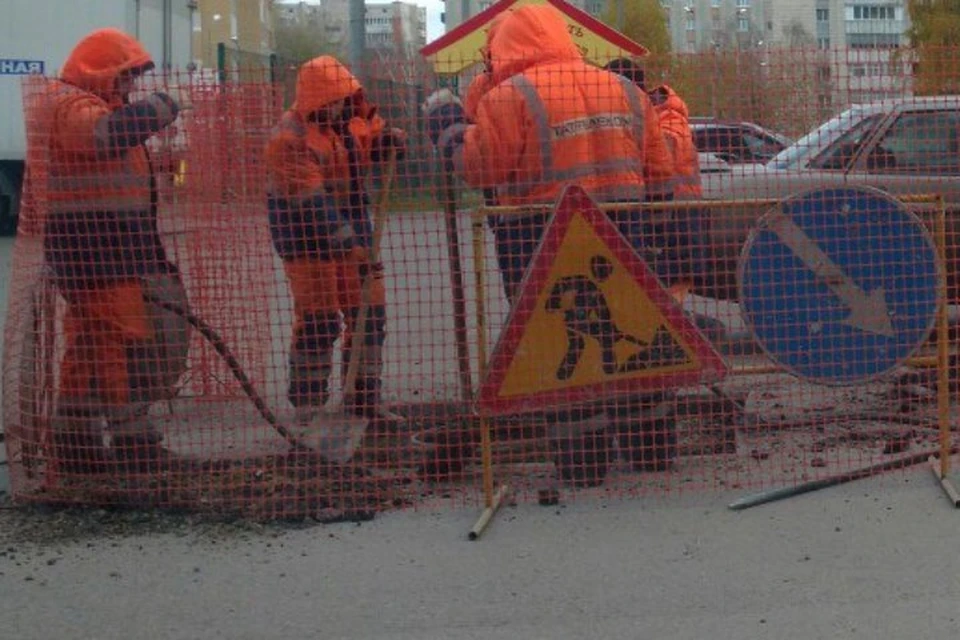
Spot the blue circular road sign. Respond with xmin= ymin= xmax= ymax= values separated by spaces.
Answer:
xmin=738 ymin=186 xmax=941 ymax=385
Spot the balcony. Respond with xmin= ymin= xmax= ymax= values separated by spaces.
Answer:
xmin=844 ymin=20 xmax=905 ymax=35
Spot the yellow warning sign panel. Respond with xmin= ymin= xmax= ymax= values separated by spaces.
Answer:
xmin=477 ymin=186 xmax=727 ymax=416
xmin=419 ymin=0 xmax=649 ymax=75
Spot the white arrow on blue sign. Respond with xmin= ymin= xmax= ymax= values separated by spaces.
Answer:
xmin=738 ymin=186 xmax=941 ymax=386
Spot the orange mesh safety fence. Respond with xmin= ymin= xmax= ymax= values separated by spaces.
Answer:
xmin=2 ymin=44 xmax=959 ymax=524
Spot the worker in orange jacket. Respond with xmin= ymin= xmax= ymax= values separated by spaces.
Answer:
xmin=37 ymin=28 xmax=192 ymax=474
xmin=649 ymin=82 xmax=708 ymax=290
xmin=605 ymin=57 xmax=707 ymax=290
xmin=604 ymin=58 xmax=712 ymax=471
xmin=649 ymin=84 xmax=702 ymax=200
xmin=425 ymin=5 xmax=675 ymax=483
xmin=264 ymin=56 xmax=406 ymax=427
xmin=426 ymin=4 xmax=673 ymax=303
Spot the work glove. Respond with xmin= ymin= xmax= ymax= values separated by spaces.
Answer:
xmin=146 ymin=92 xmax=181 ymax=127
xmin=350 ymin=245 xmax=385 ymax=281
xmin=648 ymin=85 xmax=668 ymax=108
xmin=423 ymin=89 xmax=467 ymax=152
xmin=378 ymin=127 xmax=408 ymax=162
xmin=131 ymin=82 xmax=187 ymax=116
xmin=164 ymin=84 xmax=194 ymax=111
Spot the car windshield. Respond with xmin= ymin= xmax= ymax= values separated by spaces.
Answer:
xmin=768 ymin=106 xmax=871 ymax=170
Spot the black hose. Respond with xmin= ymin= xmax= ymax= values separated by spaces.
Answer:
xmin=141 ymin=291 xmax=313 ymax=453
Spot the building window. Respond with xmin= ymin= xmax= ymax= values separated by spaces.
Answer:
xmin=852 ymin=5 xmax=897 ymax=20
xmin=738 ymin=17 xmax=749 ymax=31
xmin=736 ymin=0 xmax=750 ymax=7
xmin=848 ymin=33 xmax=901 ymax=49
xmin=686 ymin=14 xmax=696 ymax=30
xmin=711 ymin=0 xmax=721 ymax=6
xmin=586 ymin=0 xmax=605 ymax=15
xmin=818 ymin=36 xmax=830 ymax=49
xmin=816 ymin=8 xmax=828 ymax=22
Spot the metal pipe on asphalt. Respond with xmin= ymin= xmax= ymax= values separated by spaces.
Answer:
xmin=728 ymin=447 xmax=956 ymax=511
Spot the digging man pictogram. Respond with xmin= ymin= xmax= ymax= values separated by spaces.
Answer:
xmin=545 ymin=255 xmax=688 ymax=381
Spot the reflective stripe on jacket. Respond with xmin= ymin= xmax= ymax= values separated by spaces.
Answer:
xmin=455 ymin=5 xmax=673 ymax=207
xmin=46 ymin=80 xmax=154 ymax=215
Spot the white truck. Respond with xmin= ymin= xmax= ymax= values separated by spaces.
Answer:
xmin=0 ymin=0 xmax=195 ymax=234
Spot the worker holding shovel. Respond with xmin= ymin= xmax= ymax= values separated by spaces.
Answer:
xmin=265 ymin=55 xmax=406 ymax=432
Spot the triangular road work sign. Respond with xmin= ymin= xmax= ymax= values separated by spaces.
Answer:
xmin=420 ymin=0 xmax=648 ymax=75
xmin=477 ymin=185 xmax=727 ymax=416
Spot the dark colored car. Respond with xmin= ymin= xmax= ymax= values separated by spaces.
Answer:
xmin=690 ymin=119 xmax=792 ymax=166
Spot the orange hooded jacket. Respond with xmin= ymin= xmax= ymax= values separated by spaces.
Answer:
xmin=265 ymin=56 xmax=386 ymax=204
xmin=46 ymin=28 xmax=171 ymax=216
xmin=464 ymin=11 xmax=509 ymax=122
xmin=652 ymin=85 xmax=702 ymax=199
xmin=39 ymin=29 xmax=179 ymax=408
xmin=456 ymin=5 xmax=673 ymax=206
xmin=42 ymin=28 xmax=180 ymax=295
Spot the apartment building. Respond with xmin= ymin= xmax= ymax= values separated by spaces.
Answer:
xmin=191 ymin=0 xmax=276 ymax=71
xmin=442 ymin=0 xmax=604 ymax=30
xmin=277 ymin=0 xmax=426 ymax=53
xmin=365 ymin=2 xmax=428 ymax=51
xmin=762 ymin=1 xmax=912 ymax=107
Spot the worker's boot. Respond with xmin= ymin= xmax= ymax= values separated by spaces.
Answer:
xmin=110 ymin=411 xmax=180 ymax=473
xmin=349 ymin=376 xmax=406 ymax=434
xmin=343 ymin=308 xmax=406 ymax=434
xmin=50 ymin=406 xmax=109 ymax=475
xmin=549 ymin=412 xmax=611 ymax=488
xmin=289 ymin=311 xmax=338 ymax=423
xmin=613 ymin=393 xmax=678 ymax=472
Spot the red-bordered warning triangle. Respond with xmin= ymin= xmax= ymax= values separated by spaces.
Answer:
xmin=420 ymin=0 xmax=648 ymax=75
xmin=477 ymin=185 xmax=728 ymax=416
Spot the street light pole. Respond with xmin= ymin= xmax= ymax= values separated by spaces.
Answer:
xmin=350 ymin=0 xmax=366 ymax=79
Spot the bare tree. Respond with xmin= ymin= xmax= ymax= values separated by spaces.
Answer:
xmin=783 ymin=20 xmax=815 ymax=48
xmin=274 ymin=14 xmax=341 ymax=64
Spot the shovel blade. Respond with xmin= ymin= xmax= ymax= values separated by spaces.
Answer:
xmin=297 ymin=409 xmax=370 ymax=465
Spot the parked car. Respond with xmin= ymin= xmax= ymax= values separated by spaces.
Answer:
xmin=694 ymin=97 xmax=960 ymax=301
xmin=689 ymin=119 xmax=792 ymax=166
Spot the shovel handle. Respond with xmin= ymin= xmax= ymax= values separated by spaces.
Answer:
xmin=341 ymin=159 xmax=397 ymax=403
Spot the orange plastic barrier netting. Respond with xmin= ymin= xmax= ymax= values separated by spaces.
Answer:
xmin=2 ymin=45 xmax=957 ymax=521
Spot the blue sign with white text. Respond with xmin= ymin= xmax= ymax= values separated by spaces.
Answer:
xmin=0 ymin=59 xmax=44 ymax=75
xmin=739 ymin=186 xmax=940 ymax=385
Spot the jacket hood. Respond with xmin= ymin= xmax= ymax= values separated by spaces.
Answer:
xmin=653 ymin=84 xmax=689 ymax=119
xmin=464 ymin=72 xmax=496 ymax=121
xmin=489 ymin=5 xmax=581 ymax=81
xmin=293 ymin=56 xmax=362 ymax=116
xmin=60 ymin=29 xmax=154 ymax=103
xmin=480 ymin=11 xmax=508 ymax=68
